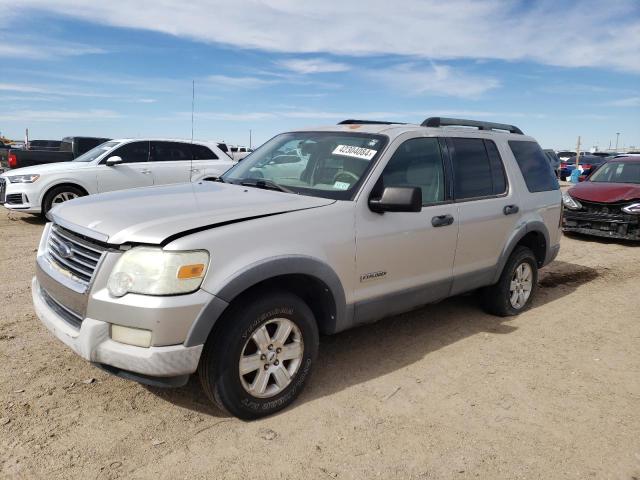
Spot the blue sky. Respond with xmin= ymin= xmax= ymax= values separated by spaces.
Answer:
xmin=0 ymin=0 xmax=638 ymax=150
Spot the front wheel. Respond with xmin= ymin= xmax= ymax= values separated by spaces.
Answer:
xmin=481 ymin=246 xmax=538 ymax=316
xmin=199 ymin=291 xmax=319 ymax=419
xmin=42 ymin=185 xmax=85 ymax=215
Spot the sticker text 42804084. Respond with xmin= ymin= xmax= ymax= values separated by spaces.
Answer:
xmin=332 ymin=145 xmax=377 ymax=161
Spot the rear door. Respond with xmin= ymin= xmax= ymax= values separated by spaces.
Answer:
xmin=190 ymin=143 xmax=233 ymax=180
xmin=96 ymin=141 xmax=153 ymax=192
xmin=148 ymin=141 xmax=192 ymax=185
xmin=448 ymin=137 xmax=521 ymax=295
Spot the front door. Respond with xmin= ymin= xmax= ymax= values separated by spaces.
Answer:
xmin=96 ymin=141 xmax=153 ymax=192
xmin=354 ymin=136 xmax=458 ymax=324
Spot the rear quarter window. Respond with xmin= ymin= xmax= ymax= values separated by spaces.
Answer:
xmin=509 ymin=141 xmax=559 ymax=192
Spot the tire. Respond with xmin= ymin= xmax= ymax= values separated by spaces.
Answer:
xmin=481 ymin=246 xmax=538 ymax=317
xmin=199 ymin=290 xmax=319 ymax=420
xmin=42 ymin=185 xmax=85 ymax=215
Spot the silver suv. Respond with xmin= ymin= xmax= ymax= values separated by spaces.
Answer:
xmin=32 ymin=117 xmax=561 ymax=419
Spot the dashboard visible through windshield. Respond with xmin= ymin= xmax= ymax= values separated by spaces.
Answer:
xmin=221 ymin=132 xmax=388 ymax=199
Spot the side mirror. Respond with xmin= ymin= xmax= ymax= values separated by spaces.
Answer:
xmin=369 ymin=187 xmax=422 ymax=213
xmin=105 ymin=156 xmax=123 ymax=166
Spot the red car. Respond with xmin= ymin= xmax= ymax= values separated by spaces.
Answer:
xmin=562 ymin=156 xmax=640 ymax=240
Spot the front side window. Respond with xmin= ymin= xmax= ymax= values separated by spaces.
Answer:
xmin=222 ymin=132 xmax=388 ymax=200
xmin=108 ymin=141 xmax=150 ymax=164
xmin=589 ymin=162 xmax=640 ymax=184
xmin=379 ymin=137 xmax=445 ymax=205
xmin=73 ymin=141 xmax=119 ymax=162
xmin=509 ymin=140 xmax=559 ymax=192
xmin=150 ymin=141 xmax=192 ymax=162
xmin=450 ymin=138 xmax=506 ymax=200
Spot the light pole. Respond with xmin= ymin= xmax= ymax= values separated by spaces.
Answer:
xmin=616 ymin=132 xmax=620 ymax=151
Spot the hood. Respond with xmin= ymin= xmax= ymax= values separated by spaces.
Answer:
xmin=50 ymin=182 xmax=335 ymax=245
xmin=1 ymin=161 xmax=87 ymax=176
xmin=569 ymin=181 xmax=640 ymax=203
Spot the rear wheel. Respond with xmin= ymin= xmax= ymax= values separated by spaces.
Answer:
xmin=481 ymin=246 xmax=538 ymax=316
xmin=199 ymin=291 xmax=319 ymax=420
xmin=42 ymin=185 xmax=85 ymax=215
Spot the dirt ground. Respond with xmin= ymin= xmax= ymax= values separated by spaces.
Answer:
xmin=1 ymin=206 xmax=639 ymax=480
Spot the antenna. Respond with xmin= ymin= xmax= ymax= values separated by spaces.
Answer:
xmin=190 ymin=79 xmax=195 ymax=183
xmin=191 ymin=79 xmax=195 ymax=143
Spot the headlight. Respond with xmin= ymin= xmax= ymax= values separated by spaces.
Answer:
xmin=562 ymin=192 xmax=582 ymax=210
xmin=622 ymin=203 xmax=640 ymax=215
xmin=107 ymin=247 xmax=209 ymax=297
xmin=8 ymin=174 xmax=40 ymax=183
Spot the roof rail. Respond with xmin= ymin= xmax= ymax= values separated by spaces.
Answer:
xmin=421 ymin=117 xmax=523 ymax=134
xmin=338 ymin=119 xmax=405 ymax=125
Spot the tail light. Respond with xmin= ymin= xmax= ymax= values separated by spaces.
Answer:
xmin=582 ymin=164 xmax=591 ymax=170
xmin=8 ymin=153 xmax=17 ymax=168
xmin=560 ymin=162 xmax=567 ymax=168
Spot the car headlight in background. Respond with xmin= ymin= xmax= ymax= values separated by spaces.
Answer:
xmin=7 ymin=174 xmax=40 ymax=183
xmin=107 ymin=247 xmax=209 ymax=297
xmin=622 ymin=203 xmax=640 ymax=215
xmin=562 ymin=192 xmax=582 ymax=210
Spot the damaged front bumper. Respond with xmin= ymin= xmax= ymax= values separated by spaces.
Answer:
xmin=562 ymin=210 xmax=640 ymax=241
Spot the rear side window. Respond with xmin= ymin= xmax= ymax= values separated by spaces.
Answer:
xmin=191 ymin=144 xmax=218 ymax=160
xmin=450 ymin=138 xmax=507 ymax=200
xmin=509 ymin=141 xmax=559 ymax=192
xmin=150 ymin=141 xmax=193 ymax=162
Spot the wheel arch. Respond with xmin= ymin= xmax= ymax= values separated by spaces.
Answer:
xmin=492 ymin=222 xmax=550 ymax=283
xmin=41 ymin=182 xmax=90 ymax=211
xmin=184 ymin=256 xmax=350 ymax=347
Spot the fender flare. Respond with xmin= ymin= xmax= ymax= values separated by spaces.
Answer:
xmin=184 ymin=255 xmax=349 ymax=347
xmin=492 ymin=221 xmax=550 ymax=284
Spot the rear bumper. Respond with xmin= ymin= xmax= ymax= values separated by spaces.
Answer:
xmin=562 ymin=210 xmax=640 ymax=241
xmin=32 ymin=277 xmax=204 ymax=377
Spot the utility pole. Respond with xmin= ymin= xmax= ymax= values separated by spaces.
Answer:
xmin=575 ymin=136 xmax=581 ymax=169
xmin=615 ymin=132 xmax=620 ymax=151
xmin=249 ymin=129 xmax=252 ymax=149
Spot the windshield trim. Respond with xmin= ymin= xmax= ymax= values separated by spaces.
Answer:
xmin=221 ymin=131 xmax=390 ymax=201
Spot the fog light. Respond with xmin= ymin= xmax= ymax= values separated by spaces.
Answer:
xmin=111 ymin=325 xmax=152 ymax=348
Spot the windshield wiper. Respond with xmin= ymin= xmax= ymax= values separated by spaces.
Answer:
xmin=240 ymin=178 xmax=295 ymax=194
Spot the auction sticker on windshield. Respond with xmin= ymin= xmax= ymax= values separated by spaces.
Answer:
xmin=332 ymin=145 xmax=377 ymax=161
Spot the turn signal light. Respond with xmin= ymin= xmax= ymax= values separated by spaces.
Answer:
xmin=177 ymin=264 xmax=205 ymax=279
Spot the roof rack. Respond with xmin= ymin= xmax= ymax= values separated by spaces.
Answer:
xmin=421 ymin=117 xmax=523 ymax=135
xmin=338 ymin=119 xmax=406 ymax=125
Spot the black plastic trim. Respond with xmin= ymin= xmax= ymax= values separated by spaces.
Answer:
xmin=422 ymin=117 xmax=524 ymax=134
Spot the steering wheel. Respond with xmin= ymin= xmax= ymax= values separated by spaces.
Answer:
xmin=333 ymin=171 xmax=359 ymax=185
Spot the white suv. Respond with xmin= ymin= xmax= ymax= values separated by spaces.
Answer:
xmin=0 ymin=138 xmax=235 ymax=215
xmin=31 ymin=118 xmax=561 ymax=419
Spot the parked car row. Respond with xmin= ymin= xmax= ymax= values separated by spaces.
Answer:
xmin=0 ymin=138 xmax=235 ymax=215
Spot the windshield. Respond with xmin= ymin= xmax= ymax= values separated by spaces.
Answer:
xmin=221 ymin=132 xmax=388 ymax=199
xmin=73 ymin=141 xmax=119 ymax=162
xmin=589 ymin=162 xmax=640 ymax=184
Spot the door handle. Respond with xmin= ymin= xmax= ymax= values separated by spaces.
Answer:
xmin=503 ymin=205 xmax=519 ymax=215
xmin=431 ymin=214 xmax=454 ymax=227
xmin=140 ymin=169 xmax=152 ymax=174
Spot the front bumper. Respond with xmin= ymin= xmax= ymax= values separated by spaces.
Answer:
xmin=0 ymin=182 xmax=41 ymax=213
xmin=32 ymin=277 xmax=204 ymax=377
xmin=562 ymin=210 xmax=640 ymax=241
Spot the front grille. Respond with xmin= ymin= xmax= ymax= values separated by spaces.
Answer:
xmin=0 ymin=178 xmax=5 ymax=203
xmin=6 ymin=193 xmax=23 ymax=205
xmin=47 ymin=224 xmax=106 ymax=284
xmin=579 ymin=200 xmax=627 ymax=216
xmin=40 ymin=288 xmax=83 ymax=329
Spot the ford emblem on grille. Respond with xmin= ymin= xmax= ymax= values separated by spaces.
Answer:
xmin=59 ymin=242 xmax=74 ymax=259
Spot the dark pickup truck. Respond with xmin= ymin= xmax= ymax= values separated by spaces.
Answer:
xmin=0 ymin=136 xmax=110 ymax=171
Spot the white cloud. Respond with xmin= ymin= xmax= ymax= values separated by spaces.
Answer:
xmin=1 ymin=0 xmax=638 ymax=72
xmin=369 ymin=63 xmax=500 ymax=98
xmin=3 ymin=109 xmax=121 ymax=122
xmin=0 ymin=40 xmax=105 ymax=59
xmin=205 ymin=75 xmax=276 ymax=89
xmin=0 ymin=83 xmax=47 ymax=93
xmin=604 ymin=96 xmax=640 ymax=107
xmin=277 ymin=58 xmax=350 ymax=74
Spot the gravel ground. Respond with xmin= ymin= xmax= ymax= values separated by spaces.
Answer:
xmin=1 ymin=207 xmax=639 ymax=480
